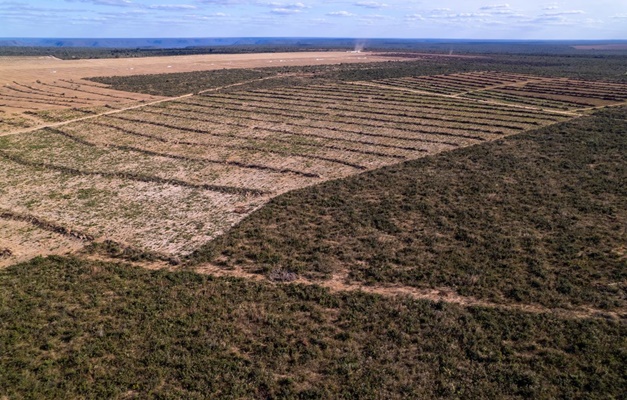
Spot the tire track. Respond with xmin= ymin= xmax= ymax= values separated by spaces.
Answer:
xmin=189 ymin=263 xmax=625 ymax=321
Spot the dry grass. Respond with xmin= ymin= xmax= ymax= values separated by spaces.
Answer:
xmin=0 ymin=153 xmax=256 ymax=255
xmin=0 ymin=78 xmax=159 ymax=121
xmin=0 ymin=71 xmax=572 ymax=259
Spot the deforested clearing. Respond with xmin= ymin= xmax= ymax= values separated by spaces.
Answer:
xmin=0 ymin=51 xmax=400 ymax=130
xmin=0 ymin=63 xmax=600 ymax=260
xmin=1 ymin=52 xmax=626 ymax=300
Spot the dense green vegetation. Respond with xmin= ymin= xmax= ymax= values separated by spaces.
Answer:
xmin=191 ymin=107 xmax=627 ymax=311
xmin=1 ymin=256 xmax=625 ymax=398
xmin=0 ymin=45 xmax=338 ymax=60
xmin=334 ymin=54 xmax=627 ymax=83
xmin=2 ymin=40 xmax=627 ymax=59
xmin=90 ymin=63 xmax=341 ymax=96
xmin=92 ymin=68 xmax=273 ymax=97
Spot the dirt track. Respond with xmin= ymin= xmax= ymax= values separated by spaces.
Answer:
xmin=0 ymin=74 xmax=303 ymax=138
xmin=99 ymin=257 xmax=620 ymax=321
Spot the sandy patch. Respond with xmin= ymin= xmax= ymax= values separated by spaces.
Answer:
xmin=0 ymin=52 xmax=396 ymax=86
xmin=0 ymin=218 xmax=85 ymax=268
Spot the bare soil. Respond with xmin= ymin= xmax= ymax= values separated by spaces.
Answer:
xmin=0 ymin=66 xmax=624 ymax=274
xmin=0 ymin=52 xmax=393 ymax=86
xmin=0 ymin=218 xmax=84 ymax=267
xmin=96 ymin=256 xmax=623 ymax=321
xmin=0 ymin=52 xmax=397 ymax=129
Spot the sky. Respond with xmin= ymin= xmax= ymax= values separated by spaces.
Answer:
xmin=0 ymin=0 xmax=626 ymax=40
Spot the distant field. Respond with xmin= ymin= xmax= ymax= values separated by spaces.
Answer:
xmin=0 ymin=52 xmax=388 ymax=87
xmin=0 ymin=51 xmax=395 ymax=130
xmin=573 ymin=44 xmax=627 ymax=50
xmin=372 ymin=71 xmax=627 ymax=110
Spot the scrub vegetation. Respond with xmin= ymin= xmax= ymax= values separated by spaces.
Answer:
xmin=192 ymin=107 xmax=627 ymax=312
xmin=1 ymin=256 xmax=625 ymax=399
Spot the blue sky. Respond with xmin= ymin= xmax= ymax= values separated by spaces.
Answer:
xmin=1 ymin=0 xmax=626 ymax=39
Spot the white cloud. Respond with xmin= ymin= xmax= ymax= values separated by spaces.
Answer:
xmin=183 ymin=11 xmax=230 ymax=20
xmin=65 ymin=0 xmax=133 ymax=6
xmin=3 ymin=0 xmax=625 ymax=39
xmin=479 ymin=4 xmax=510 ymax=10
xmin=196 ymin=0 xmax=247 ymax=5
xmin=270 ymin=7 xmax=301 ymax=14
xmin=542 ymin=10 xmax=585 ymax=16
xmin=148 ymin=4 xmax=198 ymax=11
xmin=260 ymin=1 xmax=306 ymax=9
xmin=477 ymin=4 xmax=517 ymax=15
xmin=97 ymin=9 xmax=149 ymax=17
xmin=354 ymin=1 xmax=388 ymax=9
xmin=523 ymin=14 xmax=576 ymax=25
xmin=327 ymin=10 xmax=355 ymax=17
xmin=427 ymin=12 xmax=488 ymax=20
xmin=405 ymin=13 xmax=423 ymax=21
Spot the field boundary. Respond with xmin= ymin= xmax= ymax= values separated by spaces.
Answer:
xmin=0 ymin=150 xmax=268 ymax=196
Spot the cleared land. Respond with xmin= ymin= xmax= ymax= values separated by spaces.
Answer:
xmin=0 ymin=215 xmax=85 ymax=268
xmin=2 ymin=65 xmax=627 ymax=263
xmin=0 ymin=52 xmax=386 ymax=86
xmin=370 ymin=71 xmax=627 ymax=111
xmin=0 ymin=52 xmax=396 ymax=131
xmin=1 ymin=70 xmax=584 ymax=261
